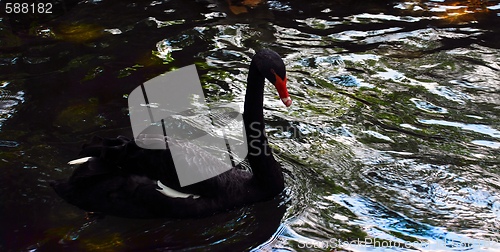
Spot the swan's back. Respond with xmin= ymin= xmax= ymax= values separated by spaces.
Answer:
xmin=50 ymin=135 xmax=268 ymax=218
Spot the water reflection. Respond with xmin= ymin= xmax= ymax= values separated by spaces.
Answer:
xmin=1 ymin=0 xmax=500 ymax=251
xmin=31 ymin=196 xmax=287 ymax=251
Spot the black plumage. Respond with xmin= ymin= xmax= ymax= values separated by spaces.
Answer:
xmin=50 ymin=49 xmax=289 ymax=218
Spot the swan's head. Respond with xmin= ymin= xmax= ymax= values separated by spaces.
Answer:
xmin=254 ymin=49 xmax=292 ymax=107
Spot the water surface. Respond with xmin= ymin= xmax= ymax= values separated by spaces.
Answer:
xmin=1 ymin=0 xmax=500 ymax=251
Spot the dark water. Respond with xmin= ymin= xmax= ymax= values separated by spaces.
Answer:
xmin=2 ymin=0 xmax=500 ymax=251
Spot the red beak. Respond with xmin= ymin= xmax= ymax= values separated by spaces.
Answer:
xmin=272 ymin=72 xmax=292 ymax=107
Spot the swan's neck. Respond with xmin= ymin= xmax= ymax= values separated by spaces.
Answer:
xmin=243 ymin=61 xmax=284 ymax=192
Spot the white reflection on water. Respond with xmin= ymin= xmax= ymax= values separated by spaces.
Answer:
xmin=374 ymin=67 xmax=471 ymax=104
xmin=411 ymin=98 xmax=448 ymax=114
xmin=0 ymin=84 xmax=25 ymax=129
xmin=488 ymin=4 xmax=500 ymax=10
xmin=329 ymin=27 xmax=403 ymax=41
xmin=419 ymin=119 xmax=500 ymax=139
xmin=351 ymin=13 xmax=426 ymax=23
xmin=472 ymin=140 xmax=500 ymax=149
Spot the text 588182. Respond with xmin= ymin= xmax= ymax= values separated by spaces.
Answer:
xmin=5 ymin=3 xmax=53 ymax=14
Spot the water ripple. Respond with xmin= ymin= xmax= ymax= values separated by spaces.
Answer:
xmin=3 ymin=0 xmax=500 ymax=251
xmin=419 ymin=119 xmax=500 ymax=138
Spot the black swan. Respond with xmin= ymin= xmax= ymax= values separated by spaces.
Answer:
xmin=50 ymin=49 xmax=291 ymax=218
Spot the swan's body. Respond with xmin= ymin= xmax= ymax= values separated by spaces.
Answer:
xmin=50 ymin=49 xmax=291 ymax=218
